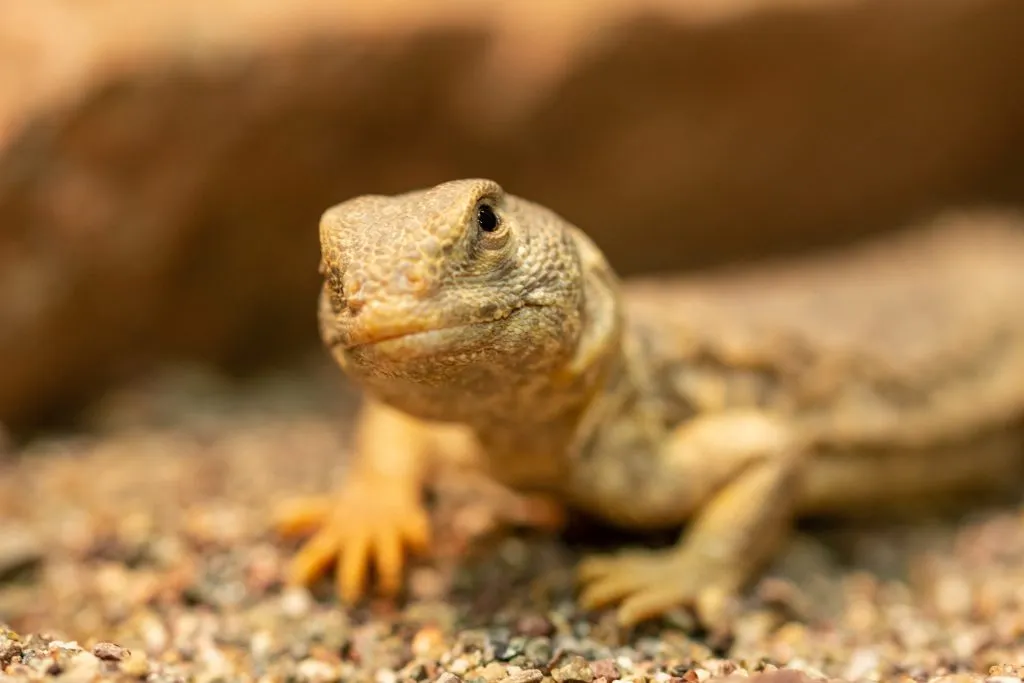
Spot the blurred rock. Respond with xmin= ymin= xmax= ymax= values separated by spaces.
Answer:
xmin=0 ymin=525 xmax=42 ymax=581
xmin=2 ymin=0 xmax=1024 ymax=433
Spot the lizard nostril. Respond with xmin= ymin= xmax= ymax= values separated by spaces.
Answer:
xmin=326 ymin=268 xmax=355 ymax=315
xmin=346 ymin=296 xmax=364 ymax=314
xmin=327 ymin=289 xmax=348 ymax=315
xmin=342 ymin=279 xmax=370 ymax=316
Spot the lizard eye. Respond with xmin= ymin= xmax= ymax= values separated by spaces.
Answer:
xmin=476 ymin=203 xmax=499 ymax=232
xmin=474 ymin=199 xmax=510 ymax=252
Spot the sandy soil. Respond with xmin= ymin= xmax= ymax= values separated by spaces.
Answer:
xmin=3 ymin=359 xmax=1024 ymax=682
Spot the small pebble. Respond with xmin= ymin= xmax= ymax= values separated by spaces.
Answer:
xmin=119 ymin=652 xmax=151 ymax=678
xmin=91 ymin=642 xmax=126 ymax=661
xmin=515 ymin=614 xmax=555 ymax=638
xmin=551 ymin=655 xmax=594 ymax=682
xmin=500 ymin=670 xmax=544 ymax=683
xmin=296 ymin=657 xmax=339 ymax=682
xmin=590 ymin=659 xmax=620 ymax=680
xmin=413 ymin=625 xmax=446 ymax=658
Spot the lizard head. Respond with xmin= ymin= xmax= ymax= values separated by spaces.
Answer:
xmin=317 ymin=178 xmax=600 ymax=420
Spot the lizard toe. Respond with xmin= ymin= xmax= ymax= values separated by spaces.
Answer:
xmin=272 ymin=495 xmax=334 ymax=537
xmin=576 ymin=549 xmax=657 ymax=582
xmin=501 ymin=492 xmax=568 ymax=532
xmin=577 ymin=549 xmax=676 ymax=614
xmin=576 ymin=548 xmax=742 ymax=627
xmin=287 ymin=521 xmax=346 ymax=587
xmin=337 ymin=529 xmax=372 ymax=603
xmin=276 ymin=486 xmax=433 ymax=604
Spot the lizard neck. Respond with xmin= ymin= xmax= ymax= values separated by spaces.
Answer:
xmin=462 ymin=226 xmax=628 ymax=466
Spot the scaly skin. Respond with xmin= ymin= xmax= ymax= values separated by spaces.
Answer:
xmin=276 ymin=179 xmax=1024 ymax=626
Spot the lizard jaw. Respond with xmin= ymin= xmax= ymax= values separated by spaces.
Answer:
xmin=337 ymin=302 xmax=530 ymax=356
xmin=345 ymin=321 xmax=494 ymax=357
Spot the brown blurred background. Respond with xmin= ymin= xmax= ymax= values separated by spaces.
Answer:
xmin=3 ymin=0 xmax=1024 ymax=437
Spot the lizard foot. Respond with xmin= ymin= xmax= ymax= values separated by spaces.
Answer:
xmin=491 ymin=490 xmax=567 ymax=532
xmin=577 ymin=547 xmax=741 ymax=628
xmin=273 ymin=485 xmax=430 ymax=603
xmin=441 ymin=473 xmax=568 ymax=534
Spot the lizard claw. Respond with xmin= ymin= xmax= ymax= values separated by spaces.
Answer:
xmin=274 ymin=486 xmax=431 ymax=603
xmin=577 ymin=548 xmax=739 ymax=628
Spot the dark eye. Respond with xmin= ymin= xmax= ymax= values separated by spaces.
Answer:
xmin=476 ymin=203 xmax=499 ymax=232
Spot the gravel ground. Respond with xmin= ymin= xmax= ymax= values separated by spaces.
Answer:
xmin=3 ymin=360 xmax=1024 ymax=683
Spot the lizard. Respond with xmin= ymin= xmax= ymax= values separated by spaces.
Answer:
xmin=274 ymin=178 xmax=1024 ymax=627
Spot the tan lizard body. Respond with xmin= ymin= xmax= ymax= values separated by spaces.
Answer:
xmin=276 ymin=179 xmax=1024 ymax=626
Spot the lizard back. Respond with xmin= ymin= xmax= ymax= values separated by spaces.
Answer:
xmin=620 ymin=211 xmax=1024 ymax=447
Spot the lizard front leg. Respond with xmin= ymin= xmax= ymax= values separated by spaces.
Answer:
xmin=274 ymin=398 xmax=568 ymax=603
xmin=576 ymin=410 xmax=805 ymax=627
xmin=274 ymin=398 xmax=437 ymax=601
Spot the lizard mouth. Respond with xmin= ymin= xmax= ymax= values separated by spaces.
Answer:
xmin=331 ymin=303 xmax=534 ymax=359
xmin=344 ymin=312 xmax=521 ymax=356
xmin=348 ymin=322 xmax=488 ymax=352
xmin=341 ymin=305 xmax=530 ymax=357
